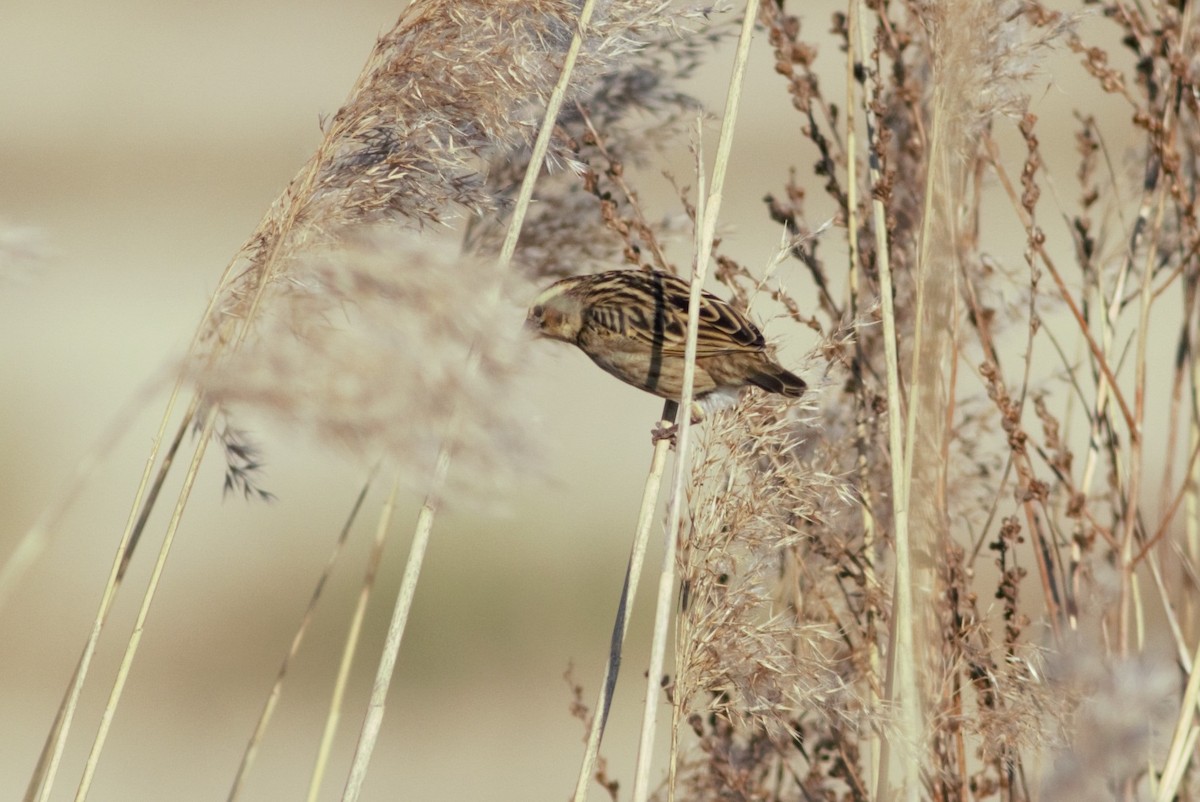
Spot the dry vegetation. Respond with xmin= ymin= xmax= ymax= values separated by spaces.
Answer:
xmin=10 ymin=0 xmax=1200 ymax=799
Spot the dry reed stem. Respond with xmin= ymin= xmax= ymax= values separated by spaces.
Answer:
xmin=331 ymin=234 xmax=506 ymax=802
xmin=1190 ymin=352 xmax=1200 ymax=638
xmin=631 ymin=4 xmax=759 ymax=798
xmin=572 ymin=401 xmax=676 ymax=802
xmin=341 ymin=0 xmax=617 ymax=791
xmin=854 ymin=2 xmax=916 ymax=797
xmin=74 ymin=404 xmax=220 ymax=801
xmin=335 ymin=475 xmax=404 ymax=802
xmin=25 ymin=389 xmax=201 ymax=802
xmin=1120 ymin=181 xmax=1169 ymax=655
xmin=1158 ymin=632 xmax=1200 ymax=800
xmin=842 ymin=3 xmax=884 ymax=790
xmin=496 ymin=0 xmax=598 ymax=269
xmin=21 ymin=385 xmax=192 ymax=802
xmin=1140 ymin=6 xmax=1199 ymax=788
xmin=224 ymin=471 xmax=376 ymax=800
xmin=633 ymin=126 xmax=708 ymax=802
xmin=305 ymin=474 xmax=392 ymax=802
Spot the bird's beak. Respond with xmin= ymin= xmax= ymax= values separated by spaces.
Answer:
xmin=523 ymin=314 xmax=541 ymax=335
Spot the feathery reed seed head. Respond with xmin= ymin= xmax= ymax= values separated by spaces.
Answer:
xmin=191 ymin=2 xmax=722 ymax=495
xmin=196 ymin=229 xmax=534 ymax=499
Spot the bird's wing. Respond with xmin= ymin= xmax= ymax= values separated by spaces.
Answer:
xmin=583 ymin=271 xmax=765 ymax=357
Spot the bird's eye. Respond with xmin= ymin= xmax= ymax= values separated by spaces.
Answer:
xmin=531 ymin=304 xmax=544 ymax=318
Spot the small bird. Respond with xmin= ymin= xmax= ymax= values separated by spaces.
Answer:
xmin=525 ymin=269 xmax=805 ymax=407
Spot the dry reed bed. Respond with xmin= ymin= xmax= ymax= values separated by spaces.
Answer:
xmin=10 ymin=0 xmax=1200 ymax=799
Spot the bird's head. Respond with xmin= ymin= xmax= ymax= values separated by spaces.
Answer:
xmin=525 ymin=280 xmax=585 ymax=343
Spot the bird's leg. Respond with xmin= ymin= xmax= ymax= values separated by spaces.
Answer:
xmin=649 ymin=399 xmax=681 ymax=447
xmin=648 ymin=400 xmax=705 ymax=447
xmin=650 ymin=421 xmax=678 ymax=447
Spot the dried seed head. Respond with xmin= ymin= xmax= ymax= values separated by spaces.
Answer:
xmin=194 ymin=228 xmax=536 ymax=501
xmin=205 ymin=1 xmax=716 ymax=348
xmin=189 ymin=2 xmax=722 ymax=498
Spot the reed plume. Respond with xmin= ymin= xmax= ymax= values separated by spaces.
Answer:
xmin=194 ymin=0 xmax=717 ymax=487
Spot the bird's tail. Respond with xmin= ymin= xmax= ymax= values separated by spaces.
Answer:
xmin=748 ymin=364 xmax=807 ymax=398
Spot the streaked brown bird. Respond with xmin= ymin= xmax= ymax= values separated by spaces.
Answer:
xmin=525 ymin=269 xmax=805 ymax=405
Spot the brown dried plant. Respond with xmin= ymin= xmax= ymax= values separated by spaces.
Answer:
xmin=615 ymin=0 xmax=1200 ymax=801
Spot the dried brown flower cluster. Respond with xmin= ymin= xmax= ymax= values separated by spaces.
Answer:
xmin=619 ymin=0 xmax=1200 ymax=799
xmin=526 ymin=269 xmax=806 ymax=403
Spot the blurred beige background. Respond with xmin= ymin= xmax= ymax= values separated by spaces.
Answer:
xmin=0 ymin=1 xmax=1161 ymax=801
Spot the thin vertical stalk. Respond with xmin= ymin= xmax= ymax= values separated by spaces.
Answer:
xmin=571 ymin=401 xmax=676 ymax=802
xmin=1189 ymin=344 xmax=1200 ymax=638
xmin=495 ymin=0 xmax=600 ymax=269
xmin=844 ymin=2 xmax=882 ymax=790
xmin=631 ymin=3 xmax=759 ymax=799
xmin=631 ymin=120 xmax=707 ymax=802
xmin=339 ymin=462 xmax=443 ymax=802
xmin=853 ymin=2 xmax=917 ymax=799
xmin=306 ymin=477 xmax=396 ymax=802
xmin=25 ymin=390 xmax=194 ymax=802
xmin=1118 ymin=186 xmax=1168 ymax=656
xmin=1156 ymin=629 xmax=1200 ymax=801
